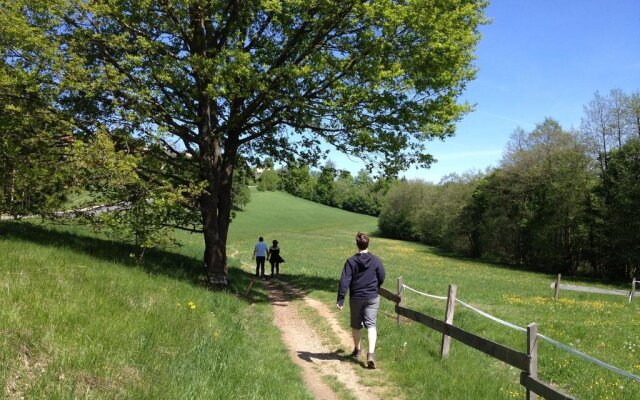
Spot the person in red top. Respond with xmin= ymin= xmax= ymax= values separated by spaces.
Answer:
xmin=336 ymin=232 xmax=386 ymax=369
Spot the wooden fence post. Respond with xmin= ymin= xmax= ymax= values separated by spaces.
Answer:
xmin=441 ymin=284 xmax=457 ymax=359
xmin=397 ymin=276 xmax=404 ymax=325
xmin=630 ymin=278 xmax=636 ymax=303
xmin=554 ymin=274 xmax=561 ymax=300
xmin=526 ymin=323 xmax=538 ymax=400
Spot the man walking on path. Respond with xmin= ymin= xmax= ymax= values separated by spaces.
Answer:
xmin=253 ymin=236 xmax=269 ymax=278
xmin=336 ymin=232 xmax=385 ymax=369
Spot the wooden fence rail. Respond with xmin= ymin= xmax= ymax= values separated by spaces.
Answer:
xmin=379 ymin=286 xmax=401 ymax=304
xmin=381 ymin=277 xmax=575 ymax=400
xmin=395 ymin=305 xmax=531 ymax=371
xmin=520 ymin=373 xmax=575 ymax=400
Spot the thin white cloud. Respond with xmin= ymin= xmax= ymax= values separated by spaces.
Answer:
xmin=435 ymin=149 xmax=502 ymax=161
xmin=477 ymin=110 xmax=536 ymax=127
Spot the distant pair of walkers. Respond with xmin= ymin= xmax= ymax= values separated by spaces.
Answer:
xmin=253 ymin=237 xmax=285 ymax=278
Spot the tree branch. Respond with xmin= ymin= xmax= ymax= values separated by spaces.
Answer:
xmin=162 ymin=223 xmax=203 ymax=233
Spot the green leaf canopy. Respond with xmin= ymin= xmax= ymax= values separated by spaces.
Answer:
xmin=1 ymin=0 xmax=488 ymax=277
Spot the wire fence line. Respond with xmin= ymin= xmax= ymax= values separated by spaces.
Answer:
xmin=537 ymin=333 xmax=640 ymax=383
xmin=455 ymin=298 xmax=528 ymax=333
xmin=401 ymin=283 xmax=640 ymax=383
xmin=402 ymin=284 xmax=448 ymax=300
xmin=403 ymin=284 xmax=527 ymax=332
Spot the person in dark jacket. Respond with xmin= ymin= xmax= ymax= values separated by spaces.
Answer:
xmin=336 ymin=232 xmax=385 ymax=369
xmin=268 ymin=239 xmax=285 ymax=277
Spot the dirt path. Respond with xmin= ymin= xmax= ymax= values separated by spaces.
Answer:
xmin=233 ymin=250 xmax=396 ymax=400
xmin=259 ymin=277 xmax=393 ymax=400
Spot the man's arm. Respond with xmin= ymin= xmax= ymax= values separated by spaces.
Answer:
xmin=336 ymin=260 xmax=352 ymax=309
xmin=377 ymin=260 xmax=386 ymax=287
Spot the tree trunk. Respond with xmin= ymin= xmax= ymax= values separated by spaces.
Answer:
xmin=10 ymin=166 xmax=15 ymax=204
xmin=200 ymin=136 xmax=237 ymax=285
xmin=189 ymin=5 xmax=237 ymax=285
xmin=202 ymin=208 xmax=227 ymax=282
xmin=600 ymin=130 xmax=608 ymax=173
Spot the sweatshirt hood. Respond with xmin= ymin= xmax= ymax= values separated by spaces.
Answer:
xmin=354 ymin=252 xmax=375 ymax=268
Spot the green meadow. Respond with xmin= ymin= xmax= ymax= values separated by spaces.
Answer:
xmin=1 ymin=189 xmax=638 ymax=399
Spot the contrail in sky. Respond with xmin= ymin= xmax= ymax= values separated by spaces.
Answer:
xmin=477 ymin=110 xmax=536 ymax=127
xmin=435 ymin=149 xmax=502 ymax=161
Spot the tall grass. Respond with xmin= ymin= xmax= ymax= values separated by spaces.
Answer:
xmin=0 ymin=222 xmax=312 ymax=399
xmin=2 ymin=189 xmax=638 ymax=399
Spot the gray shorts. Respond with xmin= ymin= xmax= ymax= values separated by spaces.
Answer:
xmin=349 ymin=296 xmax=380 ymax=329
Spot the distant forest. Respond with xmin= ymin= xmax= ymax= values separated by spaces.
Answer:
xmin=259 ymin=89 xmax=640 ymax=281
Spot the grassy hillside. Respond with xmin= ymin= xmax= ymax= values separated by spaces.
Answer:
xmin=0 ymin=221 xmax=313 ymax=399
xmin=2 ymin=189 xmax=638 ymax=399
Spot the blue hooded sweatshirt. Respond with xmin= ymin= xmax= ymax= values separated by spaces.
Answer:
xmin=337 ymin=252 xmax=386 ymax=306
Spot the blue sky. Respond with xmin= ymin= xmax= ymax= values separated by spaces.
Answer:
xmin=330 ymin=0 xmax=640 ymax=182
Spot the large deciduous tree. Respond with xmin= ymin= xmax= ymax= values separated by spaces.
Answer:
xmin=3 ymin=0 xmax=487 ymax=281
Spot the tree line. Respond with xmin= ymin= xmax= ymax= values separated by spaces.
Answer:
xmin=256 ymin=160 xmax=389 ymax=216
xmin=379 ymin=89 xmax=640 ymax=281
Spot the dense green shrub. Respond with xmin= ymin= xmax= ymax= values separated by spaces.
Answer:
xmin=378 ymin=181 xmax=425 ymax=240
xmin=257 ymin=169 xmax=280 ymax=191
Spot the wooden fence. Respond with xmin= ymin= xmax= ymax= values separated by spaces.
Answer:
xmin=551 ymin=274 xmax=637 ymax=303
xmin=378 ymin=278 xmax=575 ymax=400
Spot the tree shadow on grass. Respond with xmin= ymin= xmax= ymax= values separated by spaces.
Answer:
xmin=0 ymin=220 xmax=204 ymax=279
xmin=0 ymin=221 xmax=266 ymax=301
xmin=279 ymin=273 xmax=339 ymax=294
xmin=0 ymin=221 xmax=343 ymax=304
xmin=250 ymin=273 xmax=340 ymax=305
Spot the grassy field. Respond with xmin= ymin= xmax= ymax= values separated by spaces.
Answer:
xmin=2 ymin=189 xmax=639 ymax=399
xmin=0 ymin=220 xmax=313 ymax=399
